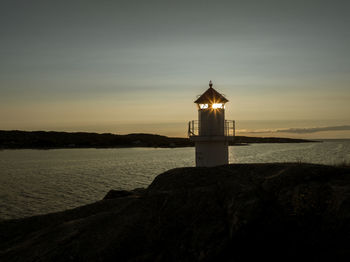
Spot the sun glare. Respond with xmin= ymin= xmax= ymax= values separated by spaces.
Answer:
xmin=212 ymin=103 xmax=224 ymax=109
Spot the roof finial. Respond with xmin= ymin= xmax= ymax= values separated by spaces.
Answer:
xmin=209 ymin=80 xmax=213 ymax=88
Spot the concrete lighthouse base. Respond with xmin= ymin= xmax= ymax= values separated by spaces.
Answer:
xmin=194 ymin=140 xmax=229 ymax=167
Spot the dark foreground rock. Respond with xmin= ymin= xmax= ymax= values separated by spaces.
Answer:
xmin=0 ymin=163 xmax=349 ymax=261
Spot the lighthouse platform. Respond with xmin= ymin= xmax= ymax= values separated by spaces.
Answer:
xmin=188 ymin=120 xmax=235 ymax=141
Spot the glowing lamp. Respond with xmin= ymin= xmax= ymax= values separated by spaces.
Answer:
xmin=212 ymin=103 xmax=223 ymax=109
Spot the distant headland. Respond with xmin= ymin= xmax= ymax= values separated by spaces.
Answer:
xmin=0 ymin=130 xmax=317 ymax=149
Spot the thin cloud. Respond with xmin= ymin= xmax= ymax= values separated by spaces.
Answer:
xmin=276 ymin=125 xmax=350 ymax=134
xmin=238 ymin=125 xmax=350 ymax=134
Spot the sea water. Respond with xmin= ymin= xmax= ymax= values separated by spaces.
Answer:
xmin=0 ymin=140 xmax=349 ymax=219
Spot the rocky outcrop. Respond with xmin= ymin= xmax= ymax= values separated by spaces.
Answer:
xmin=103 ymin=189 xmax=145 ymax=200
xmin=0 ymin=163 xmax=349 ymax=261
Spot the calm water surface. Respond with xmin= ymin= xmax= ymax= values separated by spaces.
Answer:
xmin=1 ymin=140 xmax=349 ymax=219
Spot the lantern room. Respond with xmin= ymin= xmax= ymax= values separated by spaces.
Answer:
xmin=194 ymin=80 xmax=228 ymax=110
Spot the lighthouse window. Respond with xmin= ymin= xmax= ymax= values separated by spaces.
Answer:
xmin=212 ymin=103 xmax=224 ymax=109
xmin=199 ymin=104 xmax=208 ymax=109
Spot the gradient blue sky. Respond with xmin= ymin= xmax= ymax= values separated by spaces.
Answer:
xmin=1 ymin=0 xmax=349 ymax=138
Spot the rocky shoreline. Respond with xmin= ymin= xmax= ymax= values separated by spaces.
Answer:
xmin=0 ymin=163 xmax=349 ymax=261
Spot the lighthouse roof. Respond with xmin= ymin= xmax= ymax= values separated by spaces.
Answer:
xmin=194 ymin=81 xmax=229 ymax=104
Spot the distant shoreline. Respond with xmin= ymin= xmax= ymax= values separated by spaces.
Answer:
xmin=0 ymin=130 xmax=318 ymax=150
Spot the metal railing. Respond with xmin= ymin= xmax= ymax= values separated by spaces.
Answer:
xmin=188 ymin=120 xmax=235 ymax=137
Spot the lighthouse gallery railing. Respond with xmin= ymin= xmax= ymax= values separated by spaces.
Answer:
xmin=188 ymin=120 xmax=235 ymax=137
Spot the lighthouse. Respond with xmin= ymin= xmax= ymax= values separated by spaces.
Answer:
xmin=188 ymin=81 xmax=235 ymax=167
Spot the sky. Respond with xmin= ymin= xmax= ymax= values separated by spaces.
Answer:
xmin=0 ymin=0 xmax=349 ymax=138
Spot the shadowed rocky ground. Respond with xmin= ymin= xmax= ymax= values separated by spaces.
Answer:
xmin=0 ymin=163 xmax=349 ymax=261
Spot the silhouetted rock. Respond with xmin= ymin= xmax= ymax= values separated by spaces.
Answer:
xmin=0 ymin=163 xmax=349 ymax=261
xmin=103 ymin=190 xmax=134 ymax=199
xmin=103 ymin=189 xmax=145 ymax=200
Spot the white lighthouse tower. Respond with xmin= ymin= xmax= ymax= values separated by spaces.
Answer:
xmin=188 ymin=81 xmax=235 ymax=167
